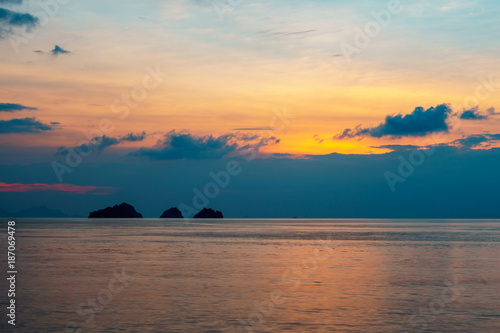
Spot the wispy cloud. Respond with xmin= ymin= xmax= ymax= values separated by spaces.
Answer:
xmin=233 ymin=127 xmax=276 ymax=131
xmin=0 ymin=182 xmax=116 ymax=195
xmin=256 ymin=29 xmax=317 ymax=38
xmin=487 ymin=107 xmax=499 ymax=116
xmin=373 ymin=133 xmax=500 ymax=151
xmin=452 ymin=134 xmax=500 ymax=149
xmin=371 ymin=144 xmax=423 ymax=152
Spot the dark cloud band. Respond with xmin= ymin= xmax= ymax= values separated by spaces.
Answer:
xmin=335 ymin=104 xmax=452 ymax=139
xmin=0 ymin=103 xmax=37 ymax=112
xmin=0 ymin=117 xmax=53 ymax=133
xmin=56 ymin=132 xmax=147 ymax=156
xmin=131 ymin=130 xmax=279 ymax=160
xmin=459 ymin=108 xmax=488 ymax=120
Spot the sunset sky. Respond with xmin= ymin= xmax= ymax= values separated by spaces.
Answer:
xmin=1 ymin=0 xmax=500 ymax=217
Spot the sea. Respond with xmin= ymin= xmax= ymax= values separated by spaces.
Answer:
xmin=1 ymin=219 xmax=500 ymax=332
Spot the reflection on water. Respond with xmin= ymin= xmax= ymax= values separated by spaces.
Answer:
xmin=1 ymin=219 xmax=500 ymax=332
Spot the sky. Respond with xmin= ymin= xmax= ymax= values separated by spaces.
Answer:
xmin=0 ymin=0 xmax=499 ymax=217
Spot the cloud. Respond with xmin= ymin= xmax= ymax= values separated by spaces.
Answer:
xmin=0 ymin=117 xmax=53 ymax=133
xmin=451 ymin=134 xmax=500 ymax=149
xmin=335 ymin=104 xmax=452 ymax=139
xmin=313 ymin=134 xmax=324 ymax=144
xmin=487 ymin=107 xmax=499 ymax=116
xmin=0 ymin=7 xmax=38 ymax=38
xmin=119 ymin=132 xmax=147 ymax=142
xmin=371 ymin=144 xmax=423 ymax=152
xmin=256 ymin=29 xmax=317 ymax=38
xmin=51 ymin=45 xmax=70 ymax=56
xmin=270 ymin=153 xmax=297 ymax=158
xmin=459 ymin=107 xmax=488 ymax=120
xmin=131 ymin=130 xmax=279 ymax=160
xmin=373 ymin=133 xmax=500 ymax=151
xmin=233 ymin=127 xmax=276 ymax=131
xmin=335 ymin=128 xmax=356 ymax=140
xmin=0 ymin=182 xmax=116 ymax=195
xmin=34 ymin=45 xmax=72 ymax=56
xmin=0 ymin=1 xmax=23 ymax=4
xmin=56 ymin=131 xmax=147 ymax=156
xmin=0 ymin=102 xmax=37 ymax=112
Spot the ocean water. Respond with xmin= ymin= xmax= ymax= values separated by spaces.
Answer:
xmin=1 ymin=219 xmax=500 ymax=332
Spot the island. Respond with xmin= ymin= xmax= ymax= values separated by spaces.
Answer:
xmin=193 ymin=208 xmax=223 ymax=219
xmin=88 ymin=203 xmax=143 ymax=218
xmin=160 ymin=207 xmax=183 ymax=218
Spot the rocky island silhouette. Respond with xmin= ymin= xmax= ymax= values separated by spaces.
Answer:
xmin=193 ymin=208 xmax=223 ymax=219
xmin=160 ymin=207 xmax=183 ymax=218
xmin=88 ymin=204 xmax=223 ymax=219
xmin=88 ymin=203 xmax=143 ymax=218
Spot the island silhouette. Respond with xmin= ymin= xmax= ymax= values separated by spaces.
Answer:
xmin=88 ymin=203 xmax=223 ymax=219
xmin=88 ymin=203 xmax=143 ymax=218
xmin=194 ymin=208 xmax=223 ymax=219
xmin=160 ymin=207 xmax=183 ymax=218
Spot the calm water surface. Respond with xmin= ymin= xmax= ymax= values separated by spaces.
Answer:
xmin=1 ymin=219 xmax=500 ymax=332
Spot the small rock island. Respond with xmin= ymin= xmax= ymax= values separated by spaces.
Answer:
xmin=160 ymin=207 xmax=183 ymax=218
xmin=194 ymin=208 xmax=223 ymax=219
xmin=88 ymin=203 xmax=143 ymax=218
